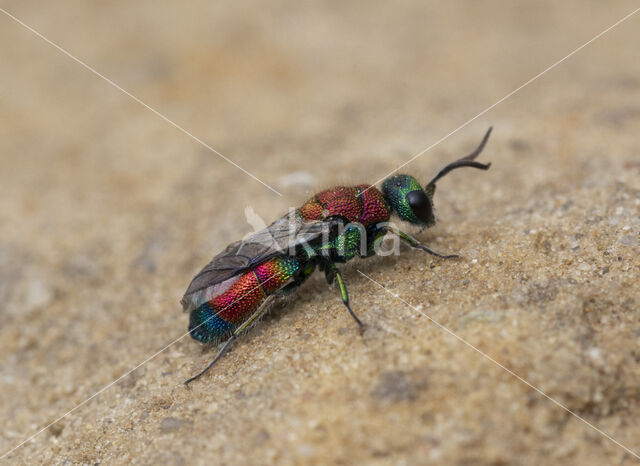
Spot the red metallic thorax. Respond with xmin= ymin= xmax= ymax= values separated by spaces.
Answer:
xmin=299 ymin=184 xmax=391 ymax=226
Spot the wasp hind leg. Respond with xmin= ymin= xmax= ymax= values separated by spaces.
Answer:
xmin=324 ymin=262 xmax=363 ymax=327
xmin=184 ymin=335 xmax=236 ymax=386
xmin=388 ymin=226 xmax=459 ymax=259
xmin=185 ymin=294 xmax=276 ymax=385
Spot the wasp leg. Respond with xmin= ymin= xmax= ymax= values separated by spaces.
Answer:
xmin=324 ymin=262 xmax=363 ymax=327
xmin=185 ymin=294 xmax=276 ymax=385
xmin=388 ymin=226 xmax=459 ymax=259
xmin=184 ymin=335 xmax=236 ymax=386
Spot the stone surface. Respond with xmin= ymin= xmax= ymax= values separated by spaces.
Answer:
xmin=1 ymin=1 xmax=639 ymax=465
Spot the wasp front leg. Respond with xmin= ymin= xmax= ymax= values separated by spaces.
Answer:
xmin=323 ymin=261 xmax=363 ymax=327
xmin=387 ymin=226 xmax=459 ymax=259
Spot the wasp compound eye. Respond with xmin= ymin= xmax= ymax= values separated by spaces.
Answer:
xmin=406 ymin=190 xmax=432 ymax=223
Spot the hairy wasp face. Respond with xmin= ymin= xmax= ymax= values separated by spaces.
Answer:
xmin=381 ymin=174 xmax=435 ymax=227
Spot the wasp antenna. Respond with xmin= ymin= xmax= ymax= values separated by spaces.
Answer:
xmin=461 ymin=126 xmax=492 ymax=162
xmin=426 ymin=127 xmax=492 ymax=187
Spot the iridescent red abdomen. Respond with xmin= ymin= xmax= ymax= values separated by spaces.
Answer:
xmin=190 ymin=186 xmax=391 ymax=344
xmin=189 ymin=256 xmax=300 ymax=343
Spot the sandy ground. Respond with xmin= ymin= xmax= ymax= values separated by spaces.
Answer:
xmin=1 ymin=1 xmax=639 ymax=464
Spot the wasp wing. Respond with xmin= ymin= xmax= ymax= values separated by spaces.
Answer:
xmin=181 ymin=214 xmax=334 ymax=312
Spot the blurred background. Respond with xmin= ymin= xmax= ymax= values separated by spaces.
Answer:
xmin=1 ymin=1 xmax=639 ymax=464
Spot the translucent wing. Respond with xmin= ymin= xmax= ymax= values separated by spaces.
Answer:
xmin=181 ymin=213 xmax=333 ymax=311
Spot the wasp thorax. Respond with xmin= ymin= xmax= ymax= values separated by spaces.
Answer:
xmin=381 ymin=174 xmax=435 ymax=227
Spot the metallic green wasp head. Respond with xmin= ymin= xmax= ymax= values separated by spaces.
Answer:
xmin=382 ymin=174 xmax=435 ymax=227
xmin=381 ymin=127 xmax=494 ymax=228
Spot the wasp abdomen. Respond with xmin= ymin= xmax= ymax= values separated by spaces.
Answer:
xmin=189 ymin=256 xmax=300 ymax=343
